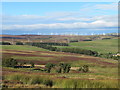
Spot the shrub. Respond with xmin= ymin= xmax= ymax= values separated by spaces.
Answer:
xmin=30 ymin=62 xmax=34 ymax=68
xmin=44 ymin=79 xmax=53 ymax=87
xmin=2 ymin=84 xmax=8 ymax=88
xmin=82 ymin=65 xmax=89 ymax=72
xmin=29 ymin=76 xmax=43 ymax=85
xmin=0 ymin=42 xmax=11 ymax=45
xmin=21 ymin=76 xmax=31 ymax=84
xmin=19 ymin=62 xmax=25 ymax=68
xmin=59 ymin=63 xmax=71 ymax=73
xmin=2 ymin=58 xmax=18 ymax=67
xmin=45 ymin=63 xmax=55 ymax=73
xmin=70 ymin=40 xmax=78 ymax=42
xmin=16 ymin=42 xmax=24 ymax=45
xmin=56 ymin=66 xmax=62 ymax=73
xmin=78 ymin=65 xmax=89 ymax=73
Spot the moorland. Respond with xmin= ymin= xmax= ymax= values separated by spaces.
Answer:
xmin=0 ymin=34 xmax=119 ymax=88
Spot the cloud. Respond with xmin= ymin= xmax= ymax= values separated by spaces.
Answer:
xmin=57 ymin=17 xmax=91 ymax=21
xmin=79 ymin=3 xmax=117 ymax=16
xmin=2 ymin=15 xmax=48 ymax=24
xmin=3 ymin=19 xmax=117 ymax=31
xmin=3 ymin=14 xmax=78 ymax=25
xmin=94 ymin=3 xmax=117 ymax=10
xmin=3 ymin=14 xmax=117 ymax=25
xmin=3 ymin=3 xmax=117 ymax=25
xmin=57 ymin=15 xmax=118 ymax=22
xmin=2 ymin=2 xmax=117 ymax=32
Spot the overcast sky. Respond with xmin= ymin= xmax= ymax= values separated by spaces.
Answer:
xmin=2 ymin=2 xmax=118 ymax=35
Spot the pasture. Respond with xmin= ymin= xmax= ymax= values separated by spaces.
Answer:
xmin=56 ymin=39 xmax=118 ymax=54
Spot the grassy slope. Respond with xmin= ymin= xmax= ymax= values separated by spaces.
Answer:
xmin=1 ymin=45 xmax=118 ymax=66
xmin=1 ymin=45 xmax=48 ymax=51
xmin=70 ymin=39 xmax=118 ymax=54
xmin=56 ymin=39 xmax=118 ymax=54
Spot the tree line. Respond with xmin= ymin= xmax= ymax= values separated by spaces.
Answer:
xmin=26 ymin=42 xmax=69 ymax=46
xmin=56 ymin=48 xmax=98 ymax=56
xmin=2 ymin=56 xmax=89 ymax=74
xmin=0 ymin=42 xmax=11 ymax=45
xmin=1 ymin=41 xmax=119 ymax=60
xmin=26 ymin=42 xmax=98 ymax=56
xmin=0 ymin=41 xmax=24 ymax=45
xmin=45 ymin=63 xmax=89 ymax=73
xmin=26 ymin=42 xmax=57 ymax=51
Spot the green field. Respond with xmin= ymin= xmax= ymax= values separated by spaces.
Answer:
xmin=1 ymin=45 xmax=48 ymax=51
xmin=70 ymin=39 xmax=118 ymax=54
xmin=55 ymin=39 xmax=118 ymax=54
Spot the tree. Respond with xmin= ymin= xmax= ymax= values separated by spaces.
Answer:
xmin=30 ymin=62 xmax=34 ymax=68
xmin=82 ymin=65 xmax=89 ymax=72
xmin=2 ymin=58 xmax=18 ymax=67
xmin=45 ymin=63 xmax=55 ymax=73
xmin=19 ymin=62 xmax=25 ymax=68
xmin=16 ymin=42 xmax=24 ymax=45
xmin=0 ymin=42 xmax=11 ymax=45
xmin=56 ymin=66 xmax=62 ymax=73
xmin=66 ymin=64 xmax=71 ymax=73
xmin=78 ymin=65 xmax=89 ymax=73
xmin=59 ymin=63 xmax=71 ymax=73
xmin=44 ymin=79 xmax=53 ymax=87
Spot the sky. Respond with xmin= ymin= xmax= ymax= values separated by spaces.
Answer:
xmin=1 ymin=2 xmax=118 ymax=35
